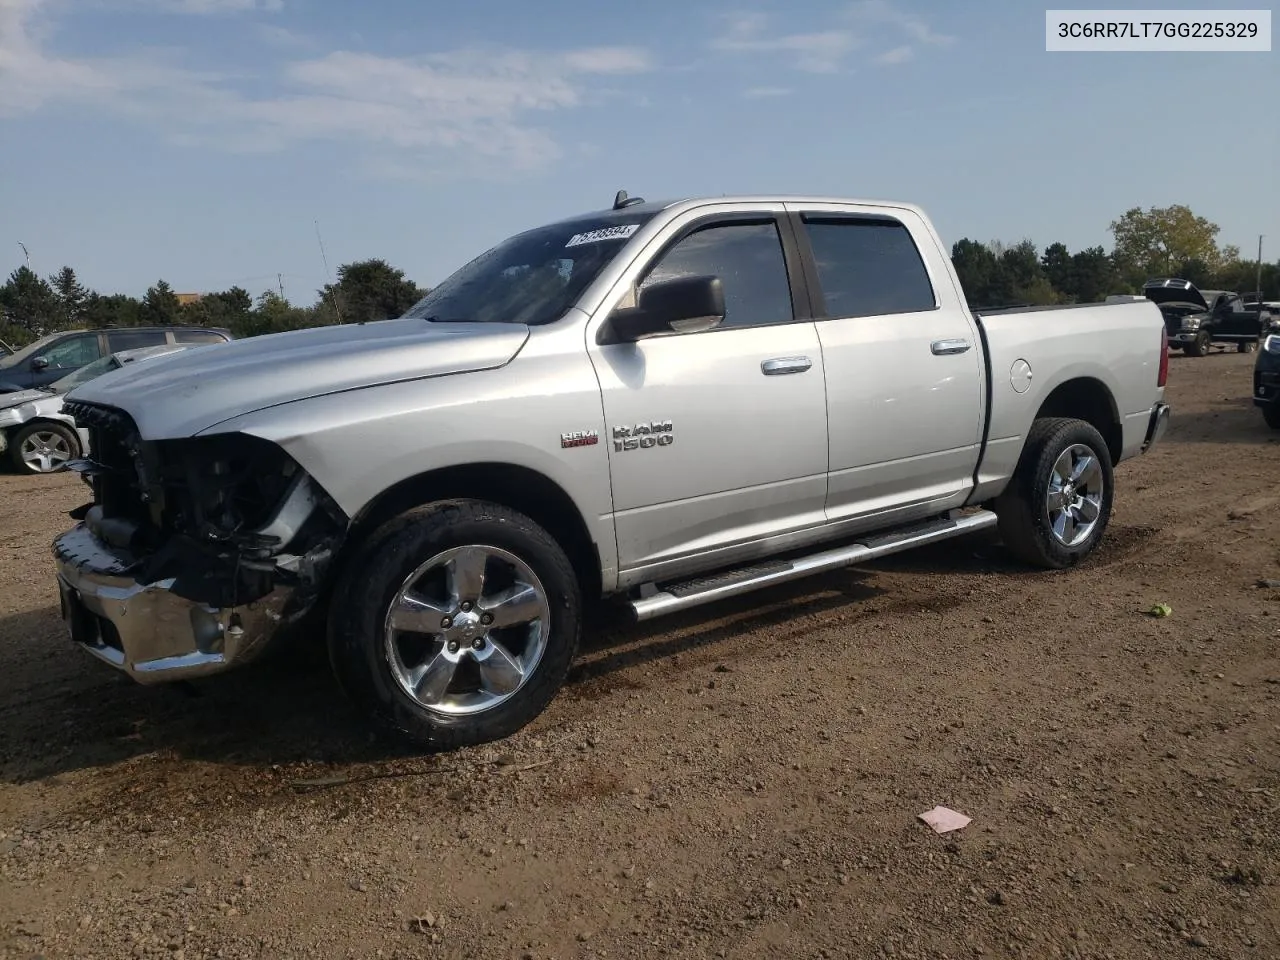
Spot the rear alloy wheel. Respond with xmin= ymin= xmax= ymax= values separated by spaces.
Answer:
xmin=11 ymin=422 xmax=79 ymax=474
xmin=1238 ymin=340 xmax=1258 ymax=354
xmin=996 ymin=417 xmax=1115 ymax=569
xmin=328 ymin=500 xmax=581 ymax=749
xmin=1185 ymin=330 xmax=1210 ymax=357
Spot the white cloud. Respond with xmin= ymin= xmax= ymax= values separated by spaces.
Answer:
xmin=0 ymin=0 xmax=654 ymax=175
xmin=875 ymin=45 xmax=913 ymax=65
xmin=141 ymin=0 xmax=283 ymax=13
xmin=847 ymin=0 xmax=954 ymax=46
xmin=711 ymin=3 xmax=952 ymax=73
xmin=712 ymin=12 xmax=857 ymax=73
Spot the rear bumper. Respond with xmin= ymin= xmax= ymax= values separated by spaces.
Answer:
xmin=52 ymin=525 xmax=292 ymax=684
xmin=1142 ymin=402 xmax=1170 ymax=453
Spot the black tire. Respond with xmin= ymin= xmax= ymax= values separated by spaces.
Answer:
xmin=1238 ymin=340 xmax=1258 ymax=354
xmin=327 ymin=499 xmax=581 ymax=750
xmin=1185 ymin=331 xmax=1209 ymax=357
xmin=9 ymin=421 xmax=80 ymax=474
xmin=1264 ymin=405 xmax=1280 ymax=430
xmin=995 ymin=417 xmax=1115 ymax=570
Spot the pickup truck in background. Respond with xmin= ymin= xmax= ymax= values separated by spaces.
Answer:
xmin=1143 ymin=278 xmax=1273 ymax=356
xmin=51 ymin=193 xmax=1170 ymax=748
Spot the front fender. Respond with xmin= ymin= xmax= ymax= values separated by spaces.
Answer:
xmin=200 ymin=350 xmax=618 ymax=586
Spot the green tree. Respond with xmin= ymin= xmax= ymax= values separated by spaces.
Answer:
xmin=247 ymin=290 xmax=321 ymax=336
xmin=50 ymin=266 xmax=90 ymax=328
xmin=181 ymin=286 xmax=254 ymax=333
xmin=1000 ymin=239 xmax=1057 ymax=305
xmin=140 ymin=279 xmax=181 ymax=326
xmin=1040 ymin=242 xmax=1072 ymax=295
xmin=1109 ymin=205 xmax=1232 ymax=285
xmin=317 ymin=259 xmax=423 ymax=325
xmin=0 ymin=266 xmax=60 ymax=336
xmin=84 ymin=293 xmax=143 ymax=328
xmin=951 ymin=238 xmax=1002 ymax=306
xmin=1069 ymin=246 xmax=1118 ymax=302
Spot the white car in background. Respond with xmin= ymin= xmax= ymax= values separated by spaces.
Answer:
xmin=0 ymin=343 xmax=193 ymax=474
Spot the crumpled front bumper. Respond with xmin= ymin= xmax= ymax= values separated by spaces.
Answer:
xmin=53 ymin=525 xmax=293 ymax=683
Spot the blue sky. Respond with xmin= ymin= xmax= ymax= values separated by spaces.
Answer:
xmin=0 ymin=0 xmax=1275 ymax=300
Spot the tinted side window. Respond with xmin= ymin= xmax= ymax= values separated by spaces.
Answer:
xmin=37 ymin=334 xmax=102 ymax=369
xmin=640 ymin=221 xmax=794 ymax=329
xmin=174 ymin=329 xmax=229 ymax=344
xmin=108 ymin=330 xmax=168 ymax=351
xmin=803 ymin=218 xmax=936 ymax=318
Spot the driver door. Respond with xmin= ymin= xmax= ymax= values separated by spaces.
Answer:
xmin=586 ymin=210 xmax=830 ymax=581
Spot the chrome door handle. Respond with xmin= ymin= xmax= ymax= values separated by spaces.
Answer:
xmin=931 ymin=339 xmax=971 ymax=356
xmin=761 ymin=356 xmax=812 ymax=376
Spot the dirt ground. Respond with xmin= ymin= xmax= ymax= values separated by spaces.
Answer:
xmin=1 ymin=349 xmax=1278 ymax=960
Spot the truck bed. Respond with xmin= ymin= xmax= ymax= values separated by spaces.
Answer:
xmin=968 ymin=298 xmax=1165 ymax=502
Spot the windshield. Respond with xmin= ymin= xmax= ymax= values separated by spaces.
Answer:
xmin=403 ymin=213 xmax=657 ymax=326
xmin=0 ymin=331 xmax=61 ymax=370
xmin=49 ymin=354 xmax=119 ymax=392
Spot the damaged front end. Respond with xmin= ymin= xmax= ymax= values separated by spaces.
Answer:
xmin=51 ymin=399 xmax=348 ymax=683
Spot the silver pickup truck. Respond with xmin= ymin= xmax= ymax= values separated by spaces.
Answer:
xmin=52 ymin=193 xmax=1171 ymax=748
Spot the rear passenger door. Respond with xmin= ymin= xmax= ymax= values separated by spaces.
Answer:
xmin=106 ymin=329 xmax=168 ymax=352
xmin=785 ymin=205 xmax=985 ymax=525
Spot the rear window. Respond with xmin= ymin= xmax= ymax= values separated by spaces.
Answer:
xmin=802 ymin=217 xmax=936 ymax=318
xmin=174 ymin=329 xmax=230 ymax=344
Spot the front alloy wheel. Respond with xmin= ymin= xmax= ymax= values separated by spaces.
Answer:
xmin=384 ymin=545 xmax=551 ymax=717
xmin=329 ymin=500 xmax=581 ymax=749
xmin=12 ymin=422 xmax=79 ymax=474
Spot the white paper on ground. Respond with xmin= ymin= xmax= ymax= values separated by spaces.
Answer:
xmin=918 ymin=806 xmax=972 ymax=834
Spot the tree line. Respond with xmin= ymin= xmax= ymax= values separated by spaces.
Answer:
xmin=1 ymin=204 xmax=1275 ymax=348
xmin=0 ymin=259 xmax=426 ymax=348
xmin=952 ymin=204 xmax=1275 ymax=309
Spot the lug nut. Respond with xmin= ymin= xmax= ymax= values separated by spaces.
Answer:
xmin=480 ymin=613 xmax=493 ymax=626
xmin=472 ymin=637 xmax=485 ymax=650
xmin=460 ymin=601 xmax=473 ymax=612
xmin=447 ymin=640 xmax=459 ymax=653
xmin=441 ymin=616 xmax=453 ymax=629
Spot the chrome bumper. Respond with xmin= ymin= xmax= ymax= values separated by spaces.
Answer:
xmin=1142 ymin=401 xmax=1170 ymax=453
xmin=53 ymin=525 xmax=292 ymax=684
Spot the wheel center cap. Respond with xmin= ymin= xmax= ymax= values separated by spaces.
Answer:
xmin=454 ymin=610 xmax=482 ymax=637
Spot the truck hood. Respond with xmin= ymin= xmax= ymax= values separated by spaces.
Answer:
xmin=1143 ymin=278 xmax=1209 ymax=311
xmin=0 ymin=388 xmax=50 ymax=412
xmin=65 ymin=318 xmax=530 ymax=439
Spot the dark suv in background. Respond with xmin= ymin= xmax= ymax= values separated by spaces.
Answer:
xmin=0 ymin=326 xmax=232 ymax=392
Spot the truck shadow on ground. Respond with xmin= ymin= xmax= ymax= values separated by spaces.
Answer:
xmin=0 ymin=568 xmax=893 ymax=784
xmin=0 ymin=533 xmax=1051 ymax=786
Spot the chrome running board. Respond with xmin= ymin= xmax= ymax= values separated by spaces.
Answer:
xmin=629 ymin=509 xmax=999 ymax=622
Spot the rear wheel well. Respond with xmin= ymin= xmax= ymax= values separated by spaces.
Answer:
xmin=1034 ymin=378 xmax=1122 ymax=464
xmin=346 ymin=464 xmax=603 ymax=600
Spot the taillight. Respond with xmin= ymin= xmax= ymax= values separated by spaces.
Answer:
xmin=1158 ymin=327 xmax=1169 ymax=387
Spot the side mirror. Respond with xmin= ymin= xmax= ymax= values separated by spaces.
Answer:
xmin=31 ymin=357 xmax=49 ymax=372
xmin=600 ymin=275 xmax=726 ymax=344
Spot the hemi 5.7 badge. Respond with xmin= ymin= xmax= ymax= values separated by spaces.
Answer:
xmin=560 ymin=430 xmax=599 ymax=449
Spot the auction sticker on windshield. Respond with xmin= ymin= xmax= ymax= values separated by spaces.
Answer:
xmin=565 ymin=224 xmax=641 ymax=247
